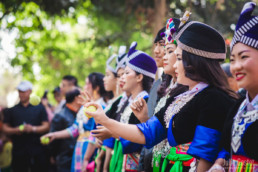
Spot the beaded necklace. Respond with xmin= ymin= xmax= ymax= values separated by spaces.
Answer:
xmin=120 ymin=91 xmax=148 ymax=124
xmin=164 ymin=82 xmax=208 ymax=128
xmin=231 ymin=93 xmax=258 ymax=153
xmin=152 ymin=81 xmax=176 ymax=167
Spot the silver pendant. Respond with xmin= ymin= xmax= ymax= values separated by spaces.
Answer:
xmin=231 ymin=135 xmax=241 ymax=153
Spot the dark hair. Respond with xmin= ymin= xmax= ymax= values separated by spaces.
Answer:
xmin=113 ymin=72 xmax=118 ymax=78
xmin=181 ymin=50 xmax=238 ymax=98
xmin=62 ymin=75 xmax=78 ymax=86
xmin=169 ymin=84 xmax=189 ymax=98
xmin=154 ymin=27 xmax=166 ymax=43
xmin=65 ymin=88 xmax=80 ymax=103
xmin=157 ymin=74 xmax=172 ymax=98
xmin=53 ymin=86 xmax=61 ymax=94
xmin=136 ymin=72 xmax=154 ymax=93
xmin=88 ymin=72 xmax=113 ymax=101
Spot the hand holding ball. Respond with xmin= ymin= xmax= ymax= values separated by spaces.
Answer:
xmin=19 ymin=124 xmax=25 ymax=131
xmin=83 ymin=105 xmax=97 ymax=118
xmin=30 ymin=95 xmax=40 ymax=106
xmin=40 ymin=137 xmax=50 ymax=145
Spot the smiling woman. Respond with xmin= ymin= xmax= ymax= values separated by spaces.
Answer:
xmin=230 ymin=43 xmax=258 ymax=99
xmin=211 ymin=2 xmax=258 ymax=172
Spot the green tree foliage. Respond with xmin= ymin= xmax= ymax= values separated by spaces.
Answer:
xmin=0 ymin=0 xmax=254 ymax=103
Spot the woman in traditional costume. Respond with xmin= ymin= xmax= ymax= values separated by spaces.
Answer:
xmin=94 ymin=46 xmax=127 ymax=172
xmin=90 ymin=42 xmax=157 ymax=172
xmin=84 ymin=19 xmax=238 ymax=172
xmin=134 ymin=17 xmax=188 ymax=172
xmin=209 ymin=2 xmax=258 ymax=172
xmin=42 ymin=72 xmax=111 ymax=172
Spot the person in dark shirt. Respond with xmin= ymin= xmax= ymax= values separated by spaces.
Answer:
xmin=2 ymin=80 xmax=49 ymax=172
xmin=56 ymin=75 xmax=78 ymax=114
xmin=49 ymin=88 xmax=81 ymax=172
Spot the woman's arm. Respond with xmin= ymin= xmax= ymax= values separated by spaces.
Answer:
xmin=102 ymin=118 xmax=146 ymax=144
xmin=91 ymin=126 xmax=119 ymax=140
xmin=197 ymin=158 xmax=212 ymax=172
xmin=85 ymin=102 xmax=146 ymax=144
xmin=41 ymin=129 xmax=70 ymax=142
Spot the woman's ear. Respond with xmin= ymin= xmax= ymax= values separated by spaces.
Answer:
xmin=95 ymin=86 xmax=100 ymax=92
xmin=93 ymin=86 xmax=100 ymax=98
xmin=136 ymin=74 xmax=144 ymax=83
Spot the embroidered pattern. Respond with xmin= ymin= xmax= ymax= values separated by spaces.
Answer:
xmin=152 ymin=83 xmax=208 ymax=168
xmin=67 ymin=124 xmax=79 ymax=138
xmin=152 ymin=82 xmax=175 ymax=167
xmin=231 ymin=100 xmax=258 ymax=152
xmin=152 ymin=139 xmax=171 ymax=167
xmin=230 ymin=16 xmax=258 ymax=50
xmin=76 ymin=107 xmax=89 ymax=134
xmin=154 ymin=95 xmax=169 ymax=114
xmin=164 ymin=92 xmax=198 ymax=128
xmin=229 ymin=155 xmax=258 ymax=172
xmin=123 ymin=153 xmax=140 ymax=172
xmin=116 ymin=94 xmax=129 ymax=113
xmin=120 ymin=105 xmax=133 ymax=124
xmin=232 ymin=93 xmax=258 ymax=153
xmin=120 ymin=91 xmax=148 ymax=124
xmin=177 ymin=40 xmax=226 ymax=60
xmin=176 ymin=143 xmax=191 ymax=154
xmin=74 ymin=141 xmax=84 ymax=171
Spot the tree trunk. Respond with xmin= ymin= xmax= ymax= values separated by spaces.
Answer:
xmin=153 ymin=0 xmax=167 ymax=40
xmin=153 ymin=0 xmax=167 ymax=79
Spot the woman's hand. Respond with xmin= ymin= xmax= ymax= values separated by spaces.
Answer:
xmin=207 ymin=164 xmax=225 ymax=172
xmin=95 ymin=138 xmax=103 ymax=148
xmin=78 ymin=91 xmax=93 ymax=106
xmin=91 ymin=126 xmax=112 ymax=140
xmin=207 ymin=158 xmax=226 ymax=172
xmin=40 ymin=132 xmax=56 ymax=143
xmin=130 ymin=98 xmax=149 ymax=122
xmin=83 ymin=102 xmax=108 ymax=125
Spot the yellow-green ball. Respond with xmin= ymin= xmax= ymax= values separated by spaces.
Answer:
xmin=19 ymin=124 xmax=25 ymax=131
xmin=30 ymin=95 xmax=40 ymax=106
xmin=83 ymin=105 xmax=97 ymax=118
xmin=41 ymin=137 xmax=50 ymax=145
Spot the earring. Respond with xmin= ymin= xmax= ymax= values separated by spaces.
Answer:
xmin=93 ymin=90 xmax=97 ymax=100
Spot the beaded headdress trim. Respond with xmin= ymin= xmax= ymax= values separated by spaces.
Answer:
xmin=175 ymin=21 xmax=226 ymax=60
xmin=230 ymin=16 xmax=258 ymax=50
xmin=126 ymin=50 xmax=156 ymax=79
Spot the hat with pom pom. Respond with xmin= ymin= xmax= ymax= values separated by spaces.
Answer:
xmin=126 ymin=42 xmax=157 ymax=79
xmin=164 ymin=18 xmax=180 ymax=45
xmin=231 ymin=2 xmax=258 ymax=50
